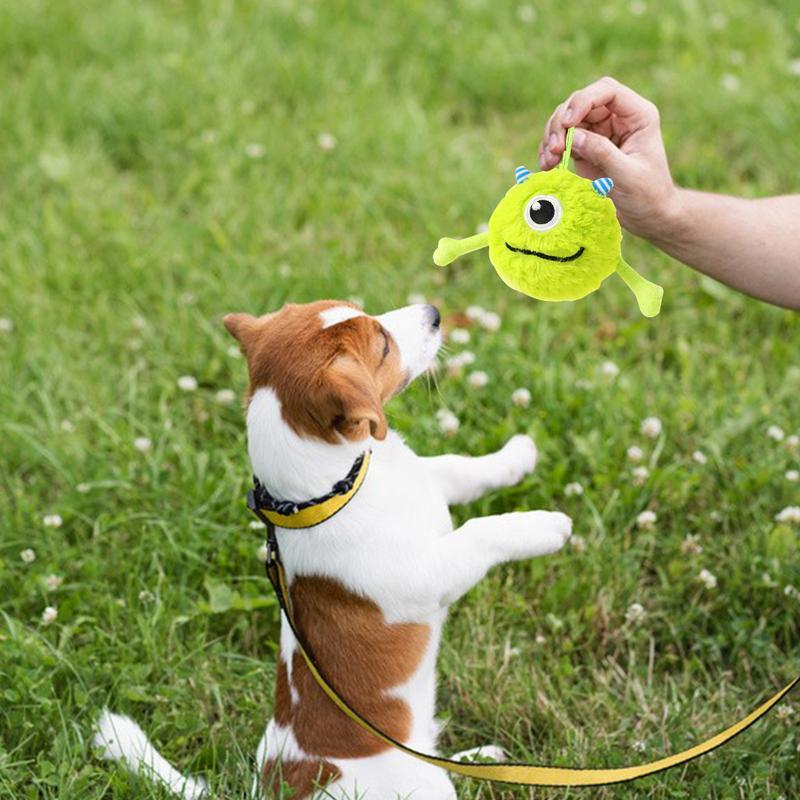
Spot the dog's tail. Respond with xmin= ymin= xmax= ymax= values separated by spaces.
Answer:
xmin=93 ymin=710 xmax=208 ymax=799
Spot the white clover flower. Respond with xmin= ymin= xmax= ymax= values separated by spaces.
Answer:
xmin=131 ymin=315 xmax=147 ymax=331
xmin=20 ymin=548 xmax=36 ymax=563
xmin=249 ymin=520 xmax=264 ymax=530
xmin=775 ymin=506 xmax=800 ymax=525
xmin=721 ymin=73 xmax=740 ymax=92
xmin=709 ymin=11 xmax=727 ymax=28
xmin=681 ymin=534 xmax=703 ymax=555
xmin=627 ymin=445 xmax=644 ymax=463
xmin=517 ymin=4 xmax=536 ymax=23
xmin=138 ymin=590 xmax=155 ymax=603
xmin=177 ymin=375 xmax=198 ymax=392
xmin=256 ymin=543 xmax=269 ymax=563
xmin=785 ymin=470 xmax=799 ymax=482
xmin=636 ymin=510 xmax=657 ymax=530
xmin=41 ymin=606 xmax=58 ymax=625
xmin=766 ymin=425 xmax=785 ymax=442
xmin=564 ymin=482 xmax=584 ymax=497
xmin=632 ymin=740 xmax=647 ymax=753
xmin=227 ymin=345 xmax=242 ymax=359
xmin=77 ymin=482 xmax=90 ymax=494
xmin=625 ymin=602 xmax=646 ymax=625
xmin=570 ymin=535 xmax=587 ymax=553
xmin=479 ymin=311 xmax=501 ymax=331
xmin=245 ymin=143 xmax=265 ymax=159
xmin=436 ymin=409 xmax=460 ymax=437
xmin=134 ymin=436 xmax=152 ymax=453
xmin=789 ymin=59 xmax=800 ymax=76
xmin=445 ymin=351 xmax=476 ymax=375
xmin=575 ymin=378 xmax=592 ymax=390
xmin=317 ymin=132 xmax=337 ymax=151
xmin=535 ymin=633 xmax=547 ymax=645
xmin=201 ymin=128 xmax=219 ymax=144
xmin=178 ymin=291 xmax=197 ymax=306
xmin=468 ymin=370 xmax=489 ymax=389
xmin=0 ymin=317 xmax=14 ymax=333
xmin=406 ymin=292 xmax=426 ymax=305
xmin=728 ymin=50 xmax=744 ymax=66
xmin=44 ymin=574 xmax=63 ymax=591
xmin=786 ymin=434 xmax=799 ymax=451
xmin=775 ymin=704 xmax=794 ymax=721
xmin=61 ymin=420 xmax=75 ymax=433
xmin=43 ymin=514 xmax=63 ymax=528
xmin=511 ymin=388 xmax=531 ymax=408
xmin=600 ymin=360 xmax=619 ymax=378
xmin=709 ymin=510 xmax=722 ymax=522
xmin=465 ymin=305 xmax=486 ymax=321
xmin=632 ymin=466 xmax=649 ymax=486
xmin=449 ymin=328 xmax=470 ymax=345
xmin=215 ymin=388 xmax=236 ymax=405
xmin=785 ymin=585 xmax=800 ymax=600
xmin=698 ymin=568 xmax=718 ymax=589
xmin=474 ymin=221 xmax=489 ymax=234
xmin=348 ymin=296 xmax=364 ymax=308
xmin=278 ymin=263 xmax=292 ymax=278
xmin=641 ymin=416 xmax=662 ymax=439
xmin=692 ymin=450 xmax=708 ymax=465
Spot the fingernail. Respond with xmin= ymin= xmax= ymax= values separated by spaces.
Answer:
xmin=572 ymin=129 xmax=586 ymax=148
xmin=548 ymin=132 xmax=558 ymax=150
xmin=563 ymin=106 xmax=575 ymax=124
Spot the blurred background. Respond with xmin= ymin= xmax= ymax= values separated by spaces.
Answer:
xmin=1 ymin=1 xmax=798 ymax=797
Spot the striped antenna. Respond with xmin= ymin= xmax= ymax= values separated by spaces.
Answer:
xmin=514 ymin=165 xmax=531 ymax=184
xmin=592 ymin=176 xmax=614 ymax=197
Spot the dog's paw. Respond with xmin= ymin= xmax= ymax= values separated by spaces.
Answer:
xmin=524 ymin=510 xmax=572 ymax=556
xmin=497 ymin=434 xmax=537 ymax=486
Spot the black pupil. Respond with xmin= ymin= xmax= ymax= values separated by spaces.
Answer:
xmin=529 ymin=198 xmax=555 ymax=226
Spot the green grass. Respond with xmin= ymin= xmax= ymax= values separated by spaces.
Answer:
xmin=1 ymin=0 xmax=799 ymax=797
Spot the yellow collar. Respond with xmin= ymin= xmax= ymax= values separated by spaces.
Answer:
xmin=248 ymin=451 xmax=371 ymax=530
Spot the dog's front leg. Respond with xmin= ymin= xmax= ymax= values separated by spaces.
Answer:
xmin=422 ymin=434 xmax=537 ymax=505
xmin=418 ymin=510 xmax=571 ymax=607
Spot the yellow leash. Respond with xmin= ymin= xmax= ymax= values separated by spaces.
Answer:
xmin=248 ymin=457 xmax=797 ymax=787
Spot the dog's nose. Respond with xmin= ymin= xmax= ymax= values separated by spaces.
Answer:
xmin=426 ymin=304 xmax=441 ymax=329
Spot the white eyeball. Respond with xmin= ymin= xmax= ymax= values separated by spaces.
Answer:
xmin=523 ymin=195 xmax=562 ymax=232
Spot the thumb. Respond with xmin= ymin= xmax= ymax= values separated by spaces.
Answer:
xmin=571 ymin=129 xmax=629 ymax=177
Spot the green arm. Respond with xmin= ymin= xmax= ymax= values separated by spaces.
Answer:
xmin=433 ymin=232 xmax=489 ymax=266
xmin=616 ymin=258 xmax=664 ymax=318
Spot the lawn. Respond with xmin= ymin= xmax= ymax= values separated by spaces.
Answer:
xmin=1 ymin=0 xmax=799 ymax=797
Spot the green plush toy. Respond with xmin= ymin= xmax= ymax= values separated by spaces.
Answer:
xmin=433 ymin=128 xmax=663 ymax=317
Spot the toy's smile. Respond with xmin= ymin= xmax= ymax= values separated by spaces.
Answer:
xmin=505 ymin=243 xmax=585 ymax=263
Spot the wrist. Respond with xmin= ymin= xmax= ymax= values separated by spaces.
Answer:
xmin=646 ymin=186 xmax=692 ymax=247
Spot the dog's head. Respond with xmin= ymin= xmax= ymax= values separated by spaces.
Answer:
xmin=224 ymin=300 xmax=441 ymax=443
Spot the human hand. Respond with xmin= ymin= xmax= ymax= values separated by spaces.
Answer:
xmin=538 ymin=77 xmax=681 ymax=242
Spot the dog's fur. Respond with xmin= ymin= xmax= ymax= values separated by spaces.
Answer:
xmin=94 ymin=300 xmax=571 ymax=800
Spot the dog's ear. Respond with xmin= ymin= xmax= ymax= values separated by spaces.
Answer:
xmin=324 ymin=354 xmax=387 ymax=442
xmin=223 ymin=313 xmax=260 ymax=354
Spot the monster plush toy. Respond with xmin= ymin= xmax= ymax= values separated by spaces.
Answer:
xmin=433 ymin=128 xmax=663 ymax=317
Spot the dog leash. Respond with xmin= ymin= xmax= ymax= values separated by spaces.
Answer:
xmin=248 ymin=458 xmax=798 ymax=787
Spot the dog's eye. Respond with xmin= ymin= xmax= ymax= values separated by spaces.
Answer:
xmin=381 ymin=333 xmax=390 ymax=359
xmin=523 ymin=195 xmax=562 ymax=232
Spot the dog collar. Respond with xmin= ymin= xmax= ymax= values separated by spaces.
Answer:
xmin=247 ymin=450 xmax=371 ymax=530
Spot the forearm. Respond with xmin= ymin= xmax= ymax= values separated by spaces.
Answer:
xmin=651 ymin=189 xmax=800 ymax=309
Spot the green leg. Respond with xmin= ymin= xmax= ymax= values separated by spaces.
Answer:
xmin=433 ymin=232 xmax=489 ymax=266
xmin=616 ymin=258 xmax=664 ymax=317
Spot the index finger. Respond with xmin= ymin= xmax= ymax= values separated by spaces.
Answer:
xmin=542 ymin=77 xmax=656 ymax=160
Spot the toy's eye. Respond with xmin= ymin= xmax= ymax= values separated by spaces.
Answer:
xmin=523 ymin=195 xmax=562 ymax=232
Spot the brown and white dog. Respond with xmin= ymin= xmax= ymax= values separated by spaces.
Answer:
xmin=95 ymin=300 xmax=572 ymax=800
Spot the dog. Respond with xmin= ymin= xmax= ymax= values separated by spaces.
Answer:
xmin=94 ymin=300 xmax=572 ymax=799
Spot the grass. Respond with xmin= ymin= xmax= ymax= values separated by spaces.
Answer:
xmin=1 ymin=0 xmax=799 ymax=797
